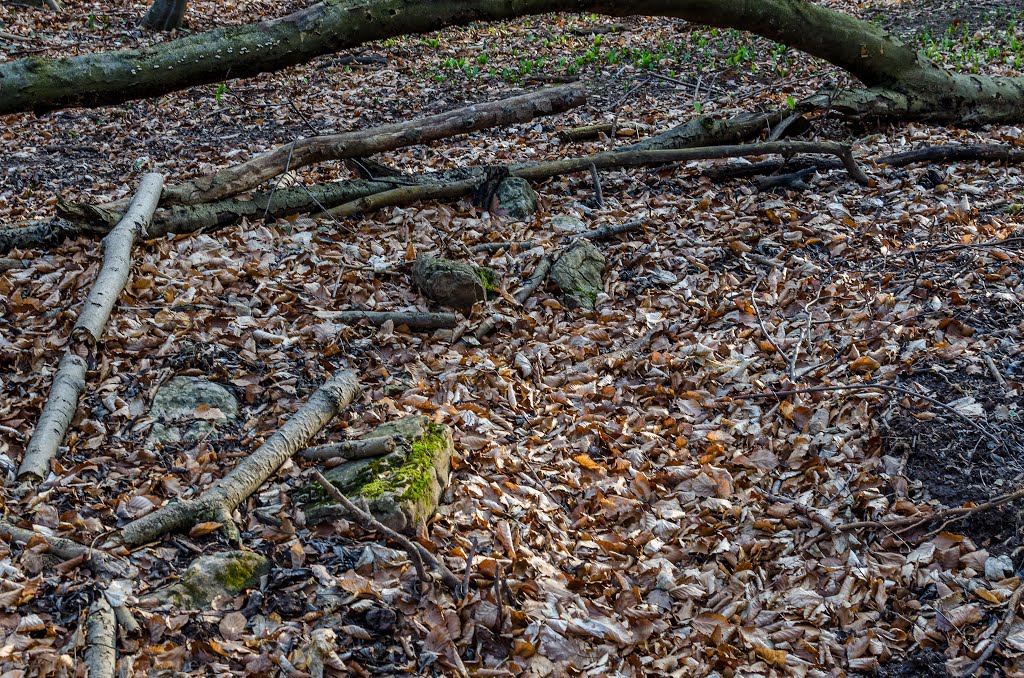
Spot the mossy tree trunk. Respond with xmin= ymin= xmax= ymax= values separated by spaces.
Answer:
xmin=142 ymin=0 xmax=188 ymax=31
xmin=1 ymin=0 xmax=1023 ymax=124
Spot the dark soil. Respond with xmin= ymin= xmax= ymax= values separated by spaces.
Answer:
xmin=873 ymin=650 xmax=949 ymax=678
xmin=887 ymin=363 xmax=1024 ymax=554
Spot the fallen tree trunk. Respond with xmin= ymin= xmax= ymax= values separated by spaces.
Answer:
xmin=119 ymin=369 xmax=359 ymax=546
xmin=2 ymin=0 xmax=1023 ymax=124
xmin=17 ymin=174 xmax=164 ymax=483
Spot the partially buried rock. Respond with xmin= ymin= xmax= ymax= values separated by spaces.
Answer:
xmin=140 ymin=550 xmax=269 ymax=610
xmin=148 ymin=376 xmax=240 ymax=444
xmin=550 ymin=239 xmax=606 ymax=310
xmin=298 ymin=416 xmax=453 ymax=534
xmin=495 ymin=177 xmax=538 ymax=219
xmin=412 ymin=253 xmax=498 ymax=310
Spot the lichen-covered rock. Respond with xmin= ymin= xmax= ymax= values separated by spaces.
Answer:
xmin=140 ymin=550 xmax=268 ymax=609
xmin=496 ymin=177 xmax=538 ymax=219
xmin=550 ymin=240 xmax=606 ymax=310
xmin=548 ymin=215 xmax=587 ymax=234
xmin=149 ymin=376 xmax=240 ymax=444
xmin=412 ymin=253 xmax=498 ymax=310
xmin=299 ymin=416 xmax=453 ymax=534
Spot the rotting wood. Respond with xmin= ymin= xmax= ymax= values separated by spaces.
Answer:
xmin=119 ymin=370 xmax=359 ymax=546
xmin=85 ymin=597 xmax=116 ymax=678
xmin=16 ymin=173 xmax=164 ymax=483
xmin=299 ymin=436 xmax=397 ymax=461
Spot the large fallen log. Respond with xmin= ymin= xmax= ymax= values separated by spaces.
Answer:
xmin=2 ymin=0 xmax=1023 ymax=125
xmin=118 ymin=369 xmax=359 ymax=546
xmin=17 ymin=174 xmax=164 ymax=483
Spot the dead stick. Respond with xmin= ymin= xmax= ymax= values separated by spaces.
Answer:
xmin=837 ymin=485 xmax=1024 ymax=533
xmin=85 ymin=597 xmax=116 ymax=678
xmin=16 ymin=174 xmax=163 ymax=483
xmin=329 ymin=141 xmax=869 ymax=218
xmin=473 ymin=255 xmax=553 ymax=340
xmin=299 ymin=436 xmax=397 ymax=461
xmin=955 ymin=578 xmax=1024 ymax=678
xmin=159 ymin=85 xmax=585 ymax=205
xmin=119 ymin=370 xmax=359 ymax=546
xmin=311 ymin=310 xmax=457 ymax=329
xmin=0 ymin=520 xmax=133 ymax=577
xmin=311 ymin=470 xmax=464 ymax=592
xmin=588 ymin=163 xmax=604 ymax=208
xmin=733 ymin=383 xmax=1003 ymax=449
xmin=877 ymin=143 xmax=1024 ymax=167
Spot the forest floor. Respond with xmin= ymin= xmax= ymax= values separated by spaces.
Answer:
xmin=2 ymin=0 xmax=1024 ymax=676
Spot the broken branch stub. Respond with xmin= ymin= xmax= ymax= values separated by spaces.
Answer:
xmin=17 ymin=173 xmax=164 ymax=483
xmin=119 ymin=369 xmax=359 ymax=546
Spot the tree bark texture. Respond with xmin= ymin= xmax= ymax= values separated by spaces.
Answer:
xmin=119 ymin=369 xmax=359 ymax=546
xmin=17 ymin=174 xmax=164 ymax=483
xmin=1 ymin=0 xmax=1023 ymax=123
xmin=142 ymin=0 xmax=188 ymax=31
xmin=84 ymin=598 xmax=117 ymax=678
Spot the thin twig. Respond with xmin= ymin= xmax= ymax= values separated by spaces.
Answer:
xmin=733 ymin=383 xmax=1004 ymax=449
xmin=954 ymin=576 xmax=1024 ymax=678
xmin=311 ymin=470 xmax=462 ymax=593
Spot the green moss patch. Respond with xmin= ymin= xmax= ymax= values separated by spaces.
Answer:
xmin=298 ymin=416 xmax=454 ymax=533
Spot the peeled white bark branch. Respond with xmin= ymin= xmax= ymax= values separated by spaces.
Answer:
xmin=119 ymin=369 xmax=360 ymax=546
xmin=85 ymin=598 xmax=117 ymax=678
xmin=17 ymin=173 xmax=164 ymax=483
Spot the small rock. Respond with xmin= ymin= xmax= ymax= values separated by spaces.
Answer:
xmin=298 ymin=416 xmax=454 ymax=534
xmin=411 ymin=253 xmax=498 ymax=310
xmin=550 ymin=239 xmax=606 ymax=310
xmin=495 ymin=177 xmax=538 ymax=219
xmin=148 ymin=376 xmax=240 ymax=444
xmin=985 ymin=554 xmax=1014 ymax=581
xmin=140 ymin=550 xmax=269 ymax=609
xmin=549 ymin=215 xmax=587 ymax=234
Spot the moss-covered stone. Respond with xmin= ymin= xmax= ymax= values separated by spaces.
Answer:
xmin=550 ymin=239 xmax=606 ymax=311
xmin=495 ymin=177 xmax=538 ymax=219
xmin=148 ymin=376 xmax=240 ymax=445
xmin=411 ymin=253 xmax=498 ymax=310
xmin=140 ymin=550 xmax=269 ymax=610
xmin=299 ymin=416 xmax=454 ymax=534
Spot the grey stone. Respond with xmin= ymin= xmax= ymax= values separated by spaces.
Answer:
xmin=298 ymin=416 xmax=453 ymax=534
xmin=496 ymin=177 xmax=538 ymax=219
xmin=411 ymin=254 xmax=497 ymax=310
xmin=550 ymin=240 xmax=606 ymax=310
xmin=140 ymin=550 xmax=269 ymax=610
xmin=548 ymin=215 xmax=587 ymax=234
xmin=149 ymin=376 xmax=240 ymax=444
